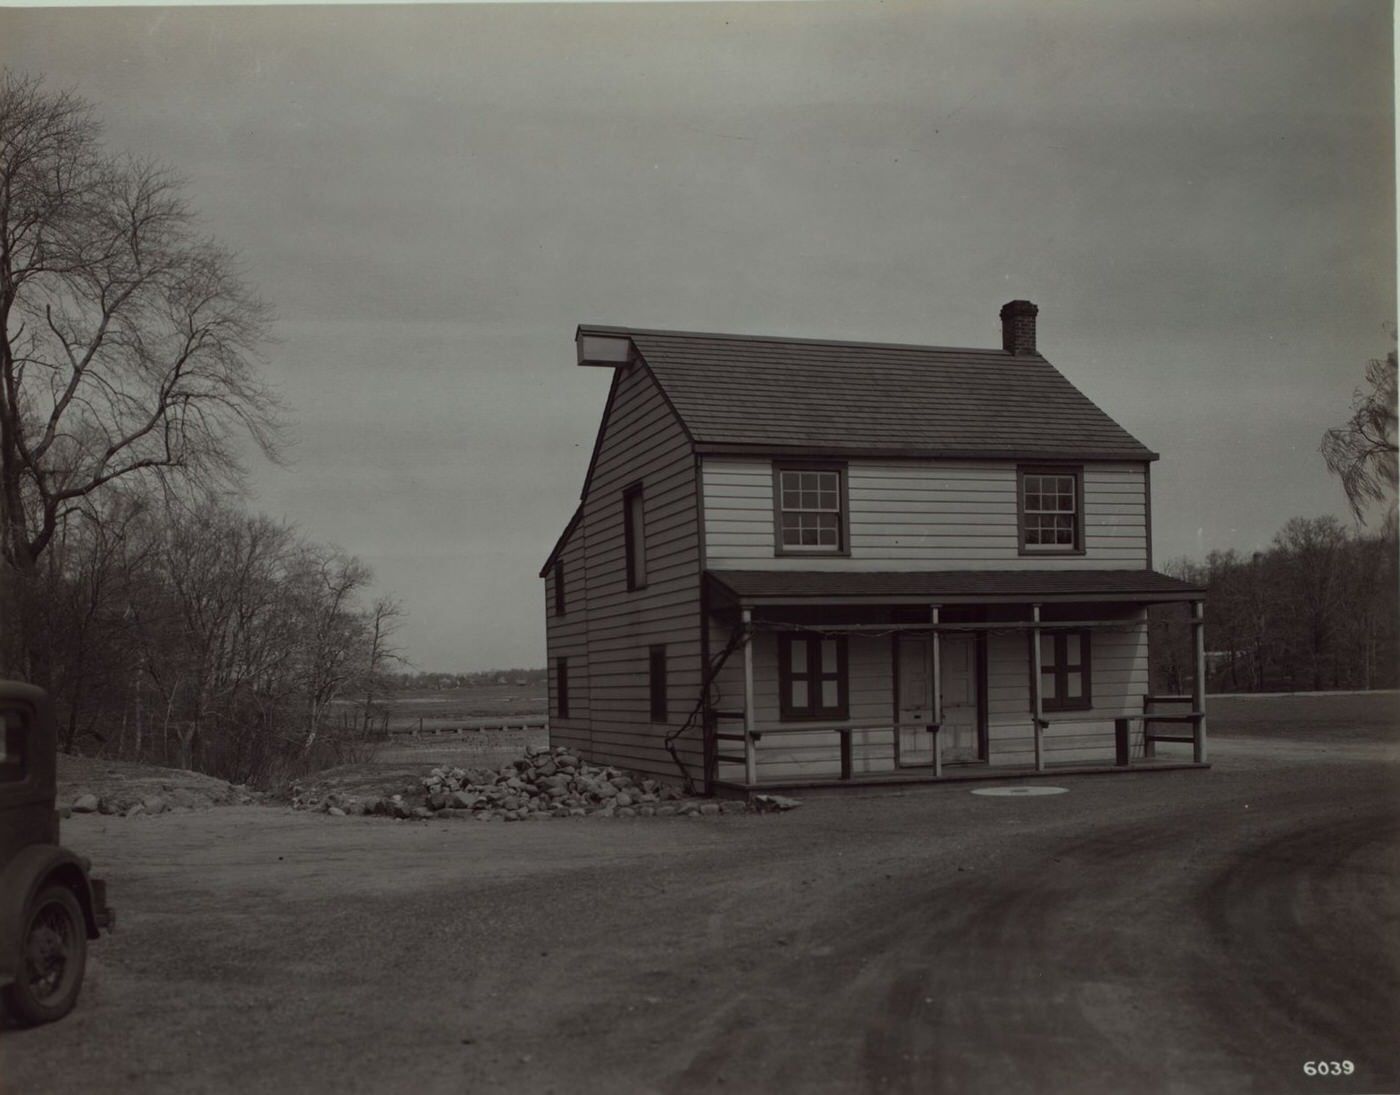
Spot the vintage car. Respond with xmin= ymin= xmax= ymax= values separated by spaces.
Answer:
xmin=0 ymin=680 xmax=114 ymax=1026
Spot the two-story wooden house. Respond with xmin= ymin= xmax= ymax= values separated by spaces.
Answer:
xmin=540 ymin=302 xmax=1206 ymax=792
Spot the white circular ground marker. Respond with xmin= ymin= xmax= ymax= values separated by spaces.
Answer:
xmin=970 ymin=786 xmax=1068 ymax=796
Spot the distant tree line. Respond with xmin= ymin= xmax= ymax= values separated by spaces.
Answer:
xmin=389 ymin=668 xmax=547 ymax=690
xmin=1153 ymin=340 xmax=1400 ymax=695
xmin=1151 ymin=514 xmax=1398 ymax=694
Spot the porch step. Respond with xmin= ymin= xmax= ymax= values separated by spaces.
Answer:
xmin=712 ymin=759 xmax=1210 ymax=800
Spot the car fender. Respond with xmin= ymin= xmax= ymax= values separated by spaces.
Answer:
xmin=0 ymin=845 xmax=102 ymax=986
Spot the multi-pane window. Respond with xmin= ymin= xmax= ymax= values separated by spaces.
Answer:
xmin=776 ymin=466 xmax=845 ymax=553
xmin=1039 ymin=631 xmax=1091 ymax=712
xmin=555 ymin=657 xmax=570 ymax=719
xmin=778 ymin=635 xmax=848 ymax=720
xmin=648 ymin=645 xmax=667 ymax=723
xmin=1020 ymin=468 xmax=1081 ymax=552
xmin=623 ymin=484 xmax=647 ymax=589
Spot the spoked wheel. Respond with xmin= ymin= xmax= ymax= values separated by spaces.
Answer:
xmin=3 ymin=885 xmax=87 ymax=1026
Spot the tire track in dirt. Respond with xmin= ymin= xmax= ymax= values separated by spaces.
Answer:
xmin=1196 ymin=809 xmax=1400 ymax=1094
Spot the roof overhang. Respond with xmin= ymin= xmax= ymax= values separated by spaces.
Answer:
xmin=706 ymin=568 xmax=1204 ymax=608
xmin=576 ymin=327 xmax=635 ymax=367
xmin=539 ymin=505 xmax=584 ymax=577
xmin=694 ymin=442 xmax=1161 ymax=463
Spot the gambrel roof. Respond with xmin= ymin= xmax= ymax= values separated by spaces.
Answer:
xmin=577 ymin=325 xmax=1157 ymax=462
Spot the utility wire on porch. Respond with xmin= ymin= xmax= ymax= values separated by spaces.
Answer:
xmin=664 ymin=618 xmax=752 ymax=795
xmin=745 ymin=619 xmax=1155 ymax=639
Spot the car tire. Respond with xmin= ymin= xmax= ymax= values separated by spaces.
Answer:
xmin=2 ymin=884 xmax=88 ymax=1026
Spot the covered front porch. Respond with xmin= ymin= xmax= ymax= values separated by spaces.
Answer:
xmin=699 ymin=569 xmax=1207 ymax=792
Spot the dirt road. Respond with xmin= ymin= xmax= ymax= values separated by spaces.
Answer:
xmin=4 ymin=715 xmax=1397 ymax=1095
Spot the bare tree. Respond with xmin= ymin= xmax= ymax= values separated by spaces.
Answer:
xmin=1322 ymin=347 xmax=1398 ymax=523
xmin=0 ymin=70 xmax=281 ymax=677
xmin=291 ymin=548 xmax=372 ymax=757
xmin=359 ymin=594 xmax=405 ymax=736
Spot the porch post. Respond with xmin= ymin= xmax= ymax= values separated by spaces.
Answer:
xmin=1030 ymin=603 xmax=1045 ymax=772
xmin=1192 ymin=599 xmax=1208 ymax=764
xmin=742 ymin=609 xmax=758 ymax=785
xmin=930 ymin=605 xmax=942 ymax=779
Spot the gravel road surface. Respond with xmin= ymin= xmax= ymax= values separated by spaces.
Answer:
xmin=3 ymin=709 xmax=1397 ymax=1095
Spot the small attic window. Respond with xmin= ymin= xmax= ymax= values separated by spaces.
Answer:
xmin=577 ymin=333 xmax=633 ymax=367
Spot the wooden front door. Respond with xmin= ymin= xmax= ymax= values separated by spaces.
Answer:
xmin=940 ymin=634 xmax=981 ymax=763
xmin=895 ymin=635 xmax=935 ymax=767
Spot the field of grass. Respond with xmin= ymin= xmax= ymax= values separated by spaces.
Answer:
xmin=339 ymin=681 xmax=548 ymax=735
xmin=347 ymin=687 xmax=1396 ymax=739
xmin=1208 ymin=690 xmax=1398 ymax=741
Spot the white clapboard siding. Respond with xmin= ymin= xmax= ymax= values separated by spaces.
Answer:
xmin=711 ymin=632 xmax=900 ymax=782
xmin=568 ymin=363 xmax=704 ymax=782
xmin=703 ymin=457 xmax=1149 ymax=569
xmin=985 ymin=611 xmax=1148 ymax=766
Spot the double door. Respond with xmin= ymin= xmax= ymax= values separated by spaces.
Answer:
xmin=896 ymin=633 xmax=981 ymax=766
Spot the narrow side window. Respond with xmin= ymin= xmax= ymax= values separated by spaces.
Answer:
xmin=623 ymin=484 xmax=647 ymax=590
xmin=556 ymin=657 xmax=570 ymax=719
xmin=649 ymin=645 xmax=667 ymax=722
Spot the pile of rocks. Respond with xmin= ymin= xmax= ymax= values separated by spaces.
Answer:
xmin=290 ymin=744 xmax=801 ymax=822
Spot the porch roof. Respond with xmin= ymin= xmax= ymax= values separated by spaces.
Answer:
xmin=705 ymin=568 xmax=1203 ymax=606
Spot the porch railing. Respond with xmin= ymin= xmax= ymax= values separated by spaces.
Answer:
xmin=1140 ymin=693 xmax=1206 ymax=763
xmin=714 ymin=706 xmax=1207 ymax=787
xmin=713 ymin=712 xmax=943 ymax=783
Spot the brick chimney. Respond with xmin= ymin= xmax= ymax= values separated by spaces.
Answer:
xmin=1000 ymin=300 xmax=1039 ymax=355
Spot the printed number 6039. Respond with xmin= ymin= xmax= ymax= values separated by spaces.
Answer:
xmin=1303 ymin=1061 xmax=1354 ymax=1077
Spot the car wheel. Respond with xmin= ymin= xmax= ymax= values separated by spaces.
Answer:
xmin=2 ymin=884 xmax=88 ymax=1026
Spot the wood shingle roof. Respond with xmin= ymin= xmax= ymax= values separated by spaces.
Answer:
xmin=579 ymin=325 xmax=1156 ymax=461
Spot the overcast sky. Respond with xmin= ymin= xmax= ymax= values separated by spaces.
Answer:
xmin=3 ymin=1 xmax=1394 ymax=672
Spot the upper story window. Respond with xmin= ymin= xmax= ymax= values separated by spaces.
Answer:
xmin=553 ymin=560 xmax=566 ymax=616
xmin=774 ymin=464 xmax=848 ymax=555
xmin=623 ymin=483 xmax=647 ymax=590
xmin=1019 ymin=467 xmax=1084 ymax=554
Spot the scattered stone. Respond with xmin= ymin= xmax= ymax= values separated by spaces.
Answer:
xmin=72 ymin=793 xmax=100 ymax=813
xmin=327 ymin=806 xmax=346 ymax=817
xmin=752 ymin=794 xmax=802 ymax=813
